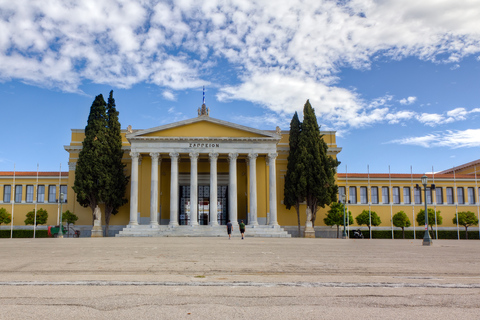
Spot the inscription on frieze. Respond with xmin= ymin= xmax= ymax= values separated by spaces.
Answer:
xmin=188 ymin=143 xmax=220 ymax=148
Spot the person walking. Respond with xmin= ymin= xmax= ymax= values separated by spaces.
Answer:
xmin=239 ymin=220 xmax=245 ymax=239
xmin=226 ymin=220 xmax=233 ymax=239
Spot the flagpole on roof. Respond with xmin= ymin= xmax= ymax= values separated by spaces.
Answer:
xmin=10 ymin=164 xmax=16 ymax=239
xmin=34 ymin=163 xmax=39 ymax=239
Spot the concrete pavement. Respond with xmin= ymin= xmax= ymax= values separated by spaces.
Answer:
xmin=1 ymin=237 xmax=479 ymax=319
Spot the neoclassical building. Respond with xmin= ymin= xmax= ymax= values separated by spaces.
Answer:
xmin=1 ymin=102 xmax=479 ymax=237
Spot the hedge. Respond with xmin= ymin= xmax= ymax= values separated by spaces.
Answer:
xmin=0 ymin=230 xmax=49 ymax=238
xmin=349 ymin=229 xmax=480 ymax=240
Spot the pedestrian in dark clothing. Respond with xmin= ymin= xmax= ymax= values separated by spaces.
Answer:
xmin=239 ymin=220 xmax=245 ymax=239
xmin=226 ymin=220 xmax=233 ymax=239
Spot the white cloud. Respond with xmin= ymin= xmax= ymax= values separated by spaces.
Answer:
xmin=390 ymin=129 xmax=480 ymax=148
xmin=399 ymin=96 xmax=417 ymax=105
xmin=1 ymin=0 xmax=480 ymax=127
xmin=162 ymin=90 xmax=176 ymax=101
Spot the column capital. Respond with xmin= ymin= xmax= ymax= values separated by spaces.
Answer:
xmin=169 ymin=152 xmax=179 ymax=160
xmin=189 ymin=152 xmax=199 ymax=161
xmin=267 ymin=153 xmax=278 ymax=164
xmin=228 ymin=153 xmax=238 ymax=162
xmin=130 ymin=151 xmax=140 ymax=159
xmin=248 ymin=153 xmax=258 ymax=165
xmin=149 ymin=152 xmax=161 ymax=161
xmin=209 ymin=153 xmax=219 ymax=161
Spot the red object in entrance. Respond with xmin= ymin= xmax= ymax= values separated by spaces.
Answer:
xmin=47 ymin=226 xmax=52 ymax=237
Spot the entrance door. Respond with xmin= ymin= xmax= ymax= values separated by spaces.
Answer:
xmin=179 ymin=185 xmax=228 ymax=225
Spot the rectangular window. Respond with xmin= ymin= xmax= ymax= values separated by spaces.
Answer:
xmin=457 ymin=187 xmax=464 ymax=204
xmin=393 ymin=187 xmax=400 ymax=204
xmin=37 ymin=185 xmax=45 ymax=203
xmin=360 ymin=187 xmax=368 ymax=204
xmin=403 ymin=187 xmax=411 ymax=204
xmin=414 ymin=187 xmax=422 ymax=204
xmin=371 ymin=187 xmax=378 ymax=204
xmin=26 ymin=185 xmax=34 ymax=203
xmin=468 ymin=187 xmax=475 ymax=204
xmin=15 ymin=185 xmax=22 ymax=203
xmin=435 ymin=187 xmax=443 ymax=204
xmin=446 ymin=187 xmax=454 ymax=204
xmin=48 ymin=185 xmax=56 ymax=203
xmin=426 ymin=187 xmax=432 ymax=204
xmin=60 ymin=185 xmax=68 ymax=203
xmin=382 ymin=187 xmax=389 ymax=204
xmin=3 ymin=185 xmax=11 ymax=203
xmin=338 ymin=186 xmax=345 ymax=199
xmin=349 ymin=186 xmax=357 ymax=204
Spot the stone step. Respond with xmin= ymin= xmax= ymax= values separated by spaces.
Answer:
xmin=116 ymin=225 xmax=291 ymax=238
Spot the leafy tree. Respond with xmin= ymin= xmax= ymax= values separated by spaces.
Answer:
xmin=62 ymin=210 xmax=78 ymax=229
xmin=284 ymin=112 xmax=305 ymax=236
xmin=392 ymin=211 xmax=411 ymax=239
xmin=73 ymin=94 xmax=109 ymax=220
xmin=0 ymin=208 xmax=11 ymax=225
xmin=355 ymin=210 xmax=381 ymax=236
xmin=24 ymin=208 xmax=48 ymax=226
xmin=453 ymin=211 xmax=479 ymax=239
xmin=103 ymin=90 xmax=129 ymax=236
xmin=416 ymin=208 xmax=442 ymax=234
xmin=297 ymin=100 xmax=339 ymax=226
xmin=324 ymin=202 xmax=353 ymax=238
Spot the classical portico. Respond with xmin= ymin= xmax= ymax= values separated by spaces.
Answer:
xmin=125 ymin=113 xmax=281 ymax=230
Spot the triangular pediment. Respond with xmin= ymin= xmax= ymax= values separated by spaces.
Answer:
xmin=127 ymin=116 xmax=279 ymax=140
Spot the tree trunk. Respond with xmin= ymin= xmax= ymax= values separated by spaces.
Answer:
xmin=465 ymin=226 xmax=468 ymax=239
xmin=402 ymin=227 xmax=405 ymax=239
xmin=368 ymin=225 xmax=371 ymax=238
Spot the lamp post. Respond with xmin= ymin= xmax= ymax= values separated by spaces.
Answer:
xmin=58 ymin=193 xmax=64 ymax=238
xmin=341 ymin=194 xmax=347 ymax=239
xmin=421 ymin=175 xmax=432 ymax=246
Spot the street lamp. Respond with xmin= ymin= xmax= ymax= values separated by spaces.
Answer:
xmin=340 ymin=194 xmax=347 ymax=239
xmin=421 ymin=175 xmax=432 ymax=246
xmin=58 ymin=193 xmax=64 ymax=238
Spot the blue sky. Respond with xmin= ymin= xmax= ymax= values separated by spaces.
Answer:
xmin=1 ymin=0 xmax=479 ymax=174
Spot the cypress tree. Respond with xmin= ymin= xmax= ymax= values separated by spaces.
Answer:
xmin=103 ymin=90 xmax=129 ymax=236
xmin=73 ymin=94 xmax=108 ymax=217
xmin=284 ymin=112 xmax=305 ymax=236
xmin=298 ymin=100 xmax=339 ymax=226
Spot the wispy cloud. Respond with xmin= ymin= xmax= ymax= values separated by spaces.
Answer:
xmin=389 ymin=129 xmax=480 ymax=148
xmin=162 ymin=90 xmax=176 ymax=101
xmin=399 ymin=96 xmax=417 ymax=105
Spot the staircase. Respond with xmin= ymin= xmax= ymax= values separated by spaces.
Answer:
xmin=116 ymin=224 xmax=291 ymax=237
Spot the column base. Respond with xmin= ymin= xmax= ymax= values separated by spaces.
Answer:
xmin=150 ymin=222 xmax=159 ymax=228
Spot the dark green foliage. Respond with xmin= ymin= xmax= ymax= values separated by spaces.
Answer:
xmin=355 ymin=210 xmax=381 ymax=236
xmin=73 ymin=94 xmax=109 ymax=215
xmin=284 ymin=111 xmax=304 ymax=236
xmin=453 ymin=211 xmax=479 ymax=239
xmin=348 ymin=229 xmax=480 ymax=240
xmin=0 ymin=208 xmax=11 ymax=225
xmin=392 ymin=211 xmax=411 ymax=239
xmin=103 ymin=90 xmax=129 ymax=236
xmin=324 ymin=202 xmax=354 ymax=238
xmin=0 ymin=230 xmax=49 ymax=238
xmin=297 ymin=100 xmax=339 ymax=226
xmin=416 ymin=208 xmax=442 ymax=234
xmin=24 ymin=208 xmax=49 ymax=225
xmin=62 ymin=210 xmax=78 ymax=226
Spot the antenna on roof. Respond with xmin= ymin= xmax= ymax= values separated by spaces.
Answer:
xmin=198 ymin=86 xmax=209 ymax=117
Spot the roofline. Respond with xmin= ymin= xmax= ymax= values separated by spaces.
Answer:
xmin=437 ymin=159 xmax=480 ymax=174
xmin=0 ymin=172 xmax=68 ymax=177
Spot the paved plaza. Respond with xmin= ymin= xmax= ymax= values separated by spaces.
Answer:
xmin=1 ymin=236 xmax=480 ymax=319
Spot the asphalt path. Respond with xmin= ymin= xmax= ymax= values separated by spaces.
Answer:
xmin=1 ymin=237 xmax=479 ymax=319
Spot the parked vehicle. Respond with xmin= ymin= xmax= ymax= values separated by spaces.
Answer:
xmin=353 ymin=229 xmax=364 ymax=239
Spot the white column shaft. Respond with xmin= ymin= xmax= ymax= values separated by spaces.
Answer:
xmin=228 ymin=153 xmax=238 ymax=226
xmin=189 ymin=153 xmax=199 ymax=226
xmin=268 ymin=153 xmax=279 ymax=226
xmin=169 ymin=153 xmax=179 ymax=227
xmin=209 ymin=153 xmax=218 ymax=226
xmin=150 ymin=153 xmax=160 ymax=226
xmin=248 ymin=153 xmax=258 ymax=226
xmin=129 ymin=152 xmax=139 ymax=226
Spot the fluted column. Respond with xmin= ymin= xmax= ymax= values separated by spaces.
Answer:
xmin=267 ymin=153 xmax=279 ymax=226
xmin=169 ymin=153 xmax=179 ymax=227
xmin=209 ymin=153 xmax=219 ymax=226
xmin=228 ymin=153 xmax=238 ymax=226
xmin=150 ymin=153 xmax=160 ymax=227
xmin=248 ymin=153 xmax=258 ymax=226
xmin=129 ymin=152 xmax=140 ymax=226
xmin=189 ymin=152 xmax=199 ymax=226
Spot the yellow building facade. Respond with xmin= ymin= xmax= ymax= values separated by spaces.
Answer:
xmin=1 ymin=108 xmax=479 ymax=237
